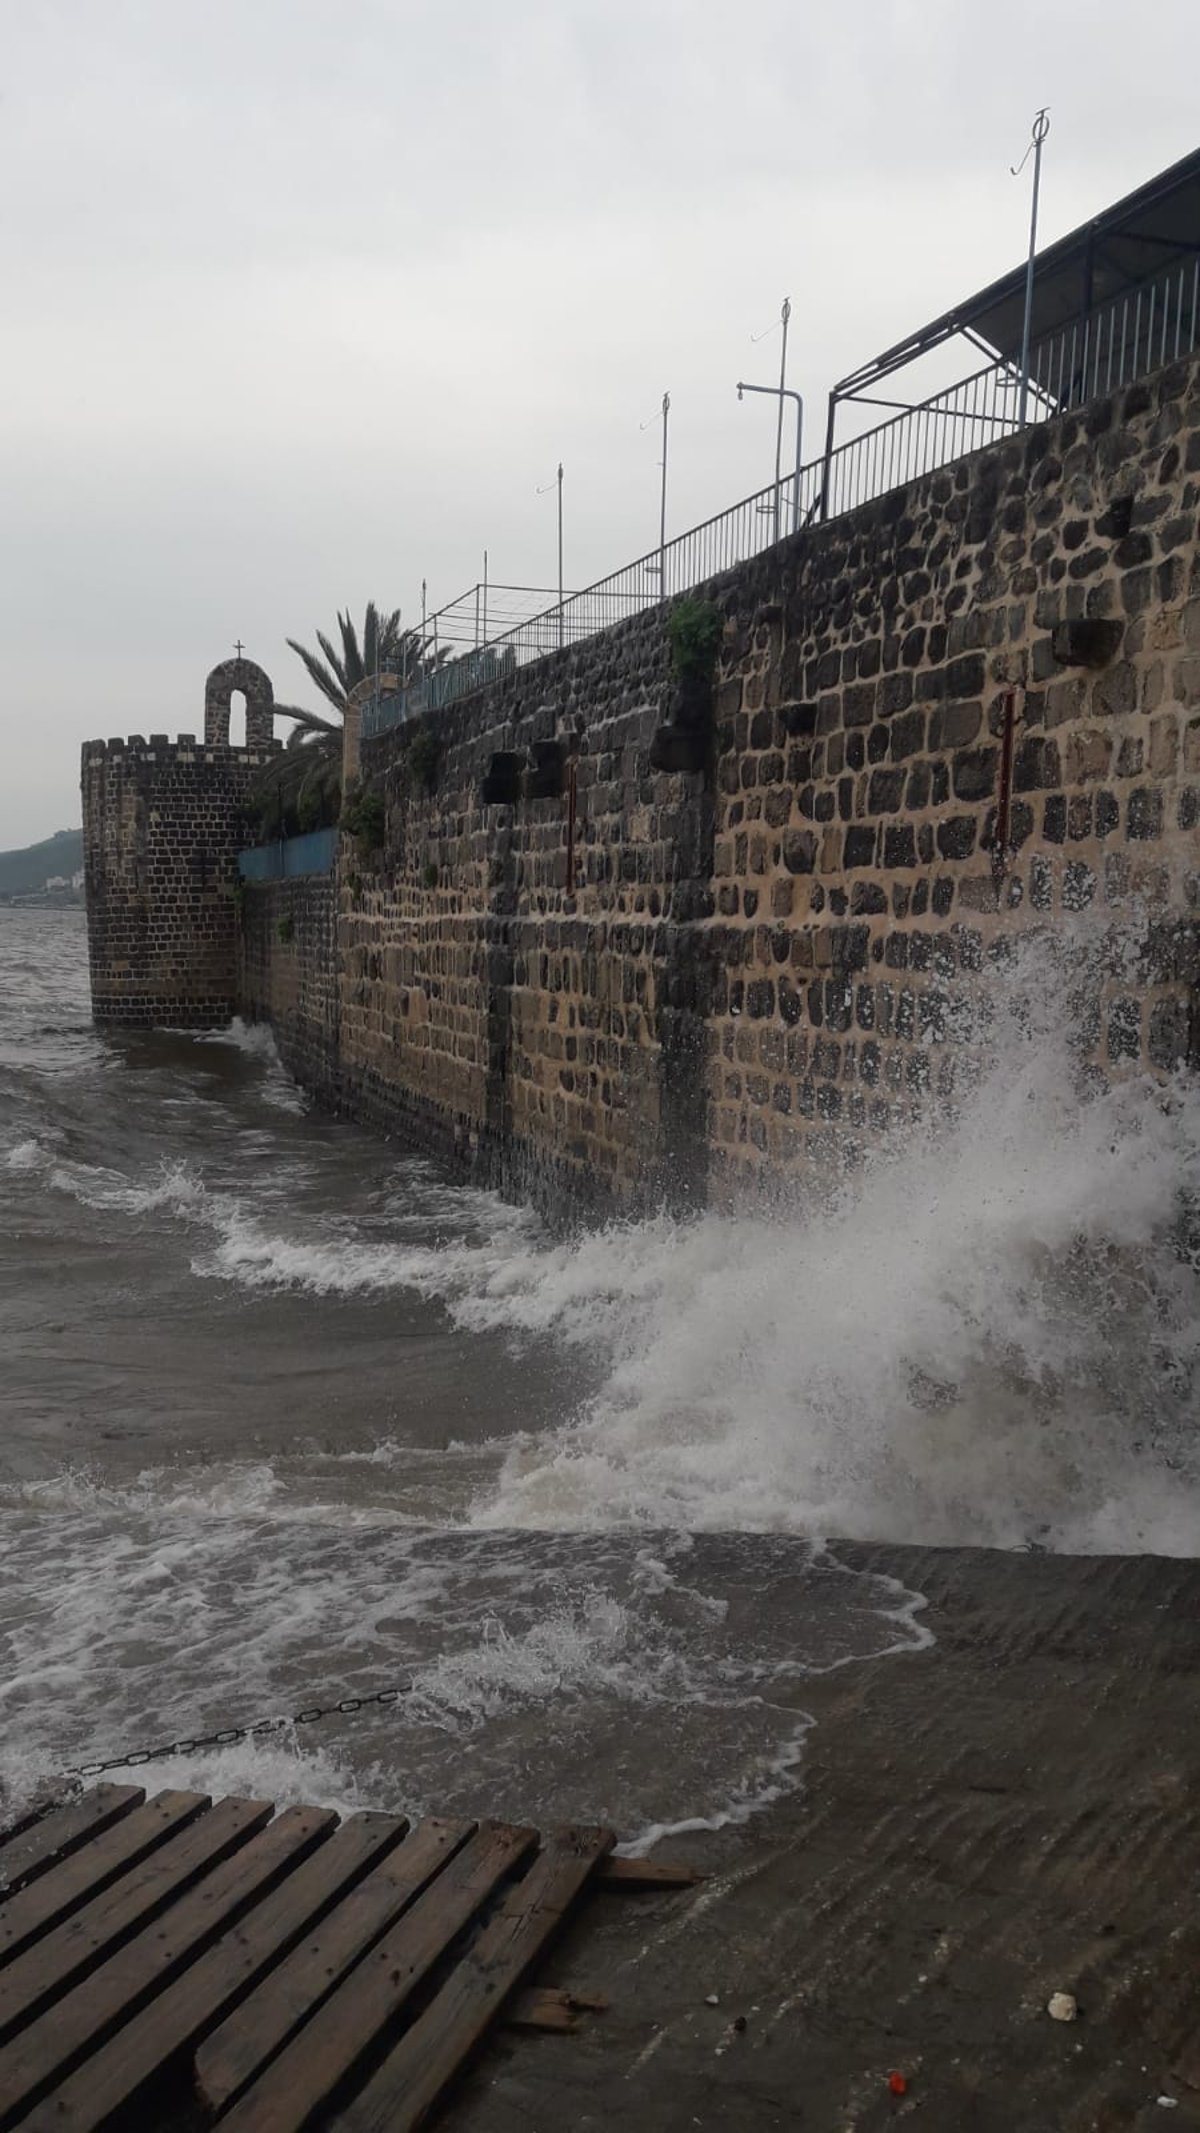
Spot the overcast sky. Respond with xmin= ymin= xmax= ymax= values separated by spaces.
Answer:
xmin=1 ymin=0 xmax=1196 ymax=845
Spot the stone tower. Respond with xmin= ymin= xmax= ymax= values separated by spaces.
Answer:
xmin=82 ymin=658 xmax=280 ymax=1027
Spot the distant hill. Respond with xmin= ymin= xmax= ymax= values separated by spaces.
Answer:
xmin=0 ymin=828 xmax=84 ymax=898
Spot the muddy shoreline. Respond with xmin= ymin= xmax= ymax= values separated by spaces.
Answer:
xmin=449 ymin=1543 xmax=1200 ymax=2132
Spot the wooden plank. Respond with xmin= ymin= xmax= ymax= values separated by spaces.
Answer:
xmin=196 ymin=1818 xmax=478 ymax=2118
xmin=0 ymin=1802 xmax=325 ymax=2129
xmin=505 ymin=1988 xmax=579 ymax=2034
xmin=21 ymin=1812 xmax=410 ymax=2133
xmin=0 ymin=1794 xmax=260 ymax=2048
xmin=505 ymin=1986 xmax=608 ymax=2032
xmin=336 ymin=1825 xmax=615 ymax=2133
xmin=0 ymin=1792 xmax=72 ymax=1851
xmin=0 ymin=1789 xmax=144 ymax=1900
xmin=0 ymin=1792 xmax=208 ymax=1968
xmin=596 ymin=1856 xmax=702 ymax=1891
xmin=213 ymin=1822 xmax=538 ymax=2133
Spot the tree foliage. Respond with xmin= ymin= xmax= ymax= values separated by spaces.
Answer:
xmin=250 ymin=603 xmax=443 ymax=841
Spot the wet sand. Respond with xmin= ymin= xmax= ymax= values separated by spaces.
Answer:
xmin=449 ymin=1544 xmax=1200 ymax=2132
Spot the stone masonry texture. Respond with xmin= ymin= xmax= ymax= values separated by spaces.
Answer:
xmin=86 ymin=353 xmax=1200 ymax=1208
xmin=82 ymin=734 xmax=279 ymax=1028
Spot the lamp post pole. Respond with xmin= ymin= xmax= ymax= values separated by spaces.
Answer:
xmin=639 ymin=391 xmax=670 ymax=598
xmin=737 ymin=381 xmax=804 ymax=535
xmin=556 ymin=462 xmax=564 ymax=648
xmin=1014 ymin=108 xmax=1050 ymax=425
xmin=773 ymin=298 xmax=791 ymax=544
xmin=537 ymin=463 xmax=566 ymax=648
xmin=658 ymin=392 xmax=670 ymax=598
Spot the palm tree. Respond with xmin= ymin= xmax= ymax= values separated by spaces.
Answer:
xmin=282 ymin=602 xmax=433 ymax=731
xmin=257 ymin=603 xmax=439 ymax=837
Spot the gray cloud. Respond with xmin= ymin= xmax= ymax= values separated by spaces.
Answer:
xmin=2 ymin=0 xmax=1196 ymax=842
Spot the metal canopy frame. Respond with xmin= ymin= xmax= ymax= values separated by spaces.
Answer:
xmin=826 ymin=142 xmax=1200 ymax=437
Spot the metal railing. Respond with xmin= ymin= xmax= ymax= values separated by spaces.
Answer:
xmin=362 ymin=260 xmax=1199 ymax=745
xmin=238 ymin=828 xmax=339 ymax=881
xmin=822 ymin=256 xmax=1200 ymax=519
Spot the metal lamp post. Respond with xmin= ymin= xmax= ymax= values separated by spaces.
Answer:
xmin=640 ymin=392 xmax=670 ymax=598
xmin=1013 ymin=108 xmax=1051 ymax=425
xmin=537 ymin=463 xmax=565 ymax=647
xmin=742 ymin=299 xmax=799 ymax=538
xmin=736 ymin=381 xmax=804 ymax=535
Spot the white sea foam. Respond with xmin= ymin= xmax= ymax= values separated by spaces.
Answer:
xmin=2 ymin=1139 xmax=45 ymax=1172
xmin=458 ymin=937 xmax=1200 ymax=1554
xmin=0 ymin=1490 xmax=928 ymax=1839
xmin=19 ymin=928 xmax=1200 ymax=1556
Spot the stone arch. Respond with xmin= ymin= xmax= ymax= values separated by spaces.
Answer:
xmin=204 ymin=657 xmax=274 ymax=749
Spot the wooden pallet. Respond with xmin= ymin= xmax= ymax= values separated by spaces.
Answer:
xmin=0 ymin=1785 xmax=696 ymax=2132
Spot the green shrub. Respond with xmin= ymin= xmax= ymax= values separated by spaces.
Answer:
xmin=668 ymin=597 xmax=723 ymax=684
xmin=340 ymin=781 xmax=386 ymax=855
xmin=277 ymin=913 xmax=295 ymax=944
xmin=422 ymin=859 xmax=439 ymax=891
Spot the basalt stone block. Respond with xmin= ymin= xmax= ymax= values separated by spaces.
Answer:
xmin=883 ymin=824 xmax=917 ymax=869
xmin=1013 ymin=736 xmax=1061 ymax=792
xmin=1049 ymin=617 xmax=1124 ymax=667
xmin=1148 ymin=996 xmax=1193 ymax=1071
xmin=929 ymin=700 xmax=982 ymax=752
xmin=879 ymin=672 xmax=914 ymax=717
xmin=952 ymin=747 xmax=998 ymax=802
xmin=867 ymin=768 xmax=906 ymax=814
xmin=1107 ymin=996 xmax=1142 ymax=1062
xmin=851 ymin=881 xmax=888 ymax=915
xmin=1127 ymin=786 xmax=1164 ymax=840
xmin=782 ymin=828 xmax=819 ymax=874
xmin=830 ymin=924 xmax=871 ymax=975
xmin=1095 ymin=494 xmax=1135 ymax=539
xmin=937 ymin=815 xmax=977 ymax=860
xmin=889 ymin=709 xmax=927 ymax=760
xmin=1094 ymin=663 xmax=1138 ymax=717
xmin=843 ymin=824 xmax=877 ymax=869
xmin=782 ymin=702 xmax=818 ymax=737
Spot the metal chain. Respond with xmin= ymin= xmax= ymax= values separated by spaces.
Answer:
xmin=64 ymin=1678 xmax=414 ymax=1781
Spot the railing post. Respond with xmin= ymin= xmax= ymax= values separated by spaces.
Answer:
xmin=820 ymin=390 xmax=838 ymax=522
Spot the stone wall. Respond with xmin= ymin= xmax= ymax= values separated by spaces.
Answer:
xmin=237 ymin=874 xmax=340 ymax=1101
xmin=704 ymin=356 xmax=1200 ymax=1196
xmin=82 ymin=734 xmax=277 ymax=1027
xmin=318 ymin=353 xmax=1195 ymax=1210
xmin=83 ymin=354 xmax=1200 ymax=1208
xmin=346 ymin=601 xmax=709 ymax=1209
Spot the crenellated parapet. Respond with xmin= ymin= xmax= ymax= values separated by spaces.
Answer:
xmin=82 ymin=677 xmax=284 ymax=1028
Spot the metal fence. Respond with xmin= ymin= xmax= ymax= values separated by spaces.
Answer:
xmin=362 ymin=260 xmax=1200 ymax=743
xmin=238 ymin=828 xmax=339 ymax=881
xmin=821 ymin=257 xmax=1200 ymax=521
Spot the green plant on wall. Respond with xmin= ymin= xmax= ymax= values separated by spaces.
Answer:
xmin=668 ymin=598 xmax=723 ymax=684
xmin=422 ymin=858 xmax=439 ymax=890
xmin=277 ymin=913 xmax=295 ymax=944
xmin=340 ymin=780 xmax=386 ymax=858
xmin=406 ymin=728 xmax=441 ymax=796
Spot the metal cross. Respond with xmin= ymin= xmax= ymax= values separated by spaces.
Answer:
xmin=234 ymin=638 xmax=245 ymax=659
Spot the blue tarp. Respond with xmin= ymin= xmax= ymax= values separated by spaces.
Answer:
xmin=237 ymin=828 xmax=338 ymax=881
